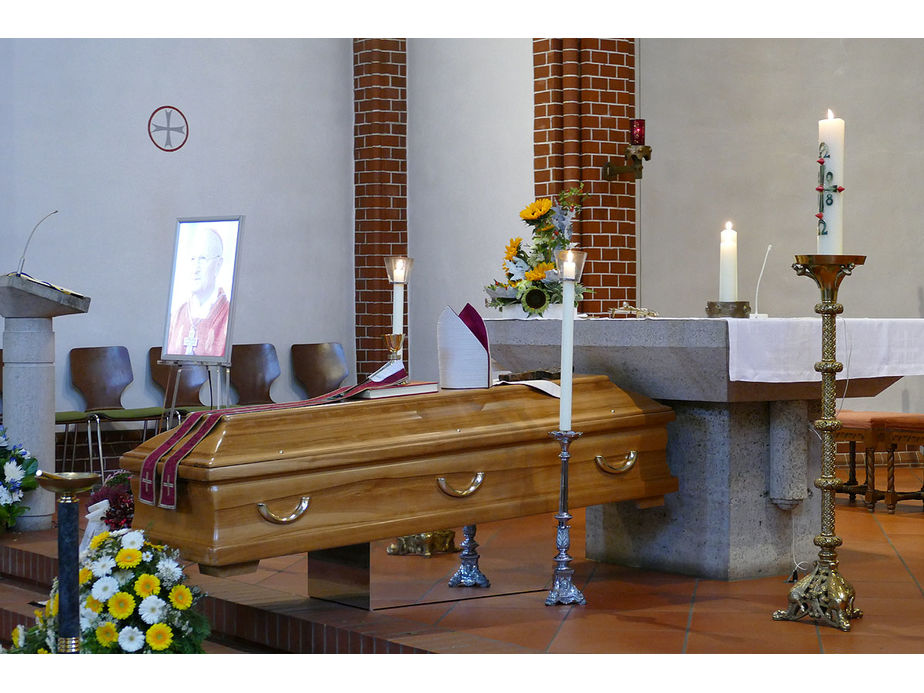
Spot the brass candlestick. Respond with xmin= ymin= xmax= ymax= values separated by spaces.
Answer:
xmin=36 ymin=470 xmax=100 ymax=653
xmin=773 ymin=254 xmax=865 ymax=631
xmin=384 ymin=333 xmax=404 ymax=361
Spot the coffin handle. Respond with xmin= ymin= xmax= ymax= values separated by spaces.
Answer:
xmin=437 ymin=472 xmax=485 ymax=498
xmin=594 ymin=450 xmax=638 ymax=474
xmin=257 ymin=496 xmax=311 ymax=524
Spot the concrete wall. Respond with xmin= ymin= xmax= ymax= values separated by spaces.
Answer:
xmin=406 ymin=38 xmax=534 ymax=382
xmin=638 ymin=38 xmax=924 ymax=412
xmin=1 ymin=39 xmax=356 ymax=410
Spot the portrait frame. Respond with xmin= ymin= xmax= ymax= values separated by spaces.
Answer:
xmin=161 ymin=215 xmax=244 ymax=365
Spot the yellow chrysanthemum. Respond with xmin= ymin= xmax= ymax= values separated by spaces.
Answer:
xmin=168 ymin=584 xmax=193 ymax=610
xmin=33 ymin=609 xmax=43 ymax=622
xmin=48 ymin=593 xmax=59 ymax=617
xmin=107 ymin=591 xmax=136 ymax=620
xmin=519 ymin=198 xmax=552 ymax=221
xmin=115 ymin=548 xmax=143 ymax=569
xmin=85 ymin=596 xmax=103 ymax=614
xmin=134 ymin=573 xmax=161 ymax=598
xmin=146 ymin=623 xmax=173 ymax=651
xmin=95 ymin=621 xmax=118 ymax=647
xmin=88 ymin=531 xmax=110 ymax=550
xmin=79 ymin=567 xmax=93 ymax=585
xmin=11 ymin=626 xmax=23 ymax=648
xmin=37 ymin=648 xmax=49 ymax=654
xmin=525 ymin=262 xmax=556 ymax=281
xmin=504 ymin=237 xmax=523 ymax=261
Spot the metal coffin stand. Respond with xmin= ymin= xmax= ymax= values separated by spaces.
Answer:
xmin=120 ymin=375 xmax=677 ymax=610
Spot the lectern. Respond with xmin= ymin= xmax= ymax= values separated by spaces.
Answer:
xmin=0 ymin=274 xmax=90 ymax=530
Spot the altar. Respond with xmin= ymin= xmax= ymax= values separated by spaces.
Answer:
xmin=485 ymin=316 xmax=924 ymax=580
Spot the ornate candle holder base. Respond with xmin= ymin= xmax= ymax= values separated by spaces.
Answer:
xmin=546 ymin=430 xmax=586 ymax=606
xmin=36 ymin=471 xmax=100 ymax=653
xmin=448 ymin=524 xmax=491 ymax=588
xmin=705 ymin=300 xmax=751 ymax=318
xmin=772 ymin=254 xmax=865 ymax=632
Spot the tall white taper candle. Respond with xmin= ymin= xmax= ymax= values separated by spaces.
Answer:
xmin=559 ymin=277 xmax=575 ymax=431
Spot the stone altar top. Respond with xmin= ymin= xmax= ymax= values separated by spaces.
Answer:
xmin=485 ymin=317 xmax=924 ymax=403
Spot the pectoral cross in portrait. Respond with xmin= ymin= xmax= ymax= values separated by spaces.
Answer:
xmin=183 ymin=326 xmax=198 ymax=354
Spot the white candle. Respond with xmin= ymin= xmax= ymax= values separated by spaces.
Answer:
xmin=562 ymin=252 xmax=577 ymax=281
xmin=559 ymin=278 xmax=575 ymax=431
xmin=719 ymin=221 xmax=738 ymax=301
xmin=817 ymin=110 xmax=845 ymax=254
xmin=391 ymin=282 xmax=404 ymax=336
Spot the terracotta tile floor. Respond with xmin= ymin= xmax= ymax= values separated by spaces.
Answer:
xmin=2 ymin=467 xmax=922 ymax=655
xmin=197 ymin=466 xmax=924 ymax=654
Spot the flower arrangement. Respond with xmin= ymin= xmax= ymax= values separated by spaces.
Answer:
xmin=88 ymin=470 xmax=134 ymax=530
xmin=0 ymin=427 xmax=39 ymax=531
xmin=5 ymin=528 xmax=210 ymax=653
xmin=484 ymin=185 xmax=589 ymax=316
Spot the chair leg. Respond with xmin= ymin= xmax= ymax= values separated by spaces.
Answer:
xmin=886 ymin=444 xmax=898 ymax=513
xmin=845 ymin=441 xmax=859 ymax=502
xmin=89 ymin=414 xmax=104 ymax=479
xmin=863 ymin=447 xmax=881 ymax=511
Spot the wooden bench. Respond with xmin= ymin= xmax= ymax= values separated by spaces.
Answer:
xmin=837 ymin=410 xmax=924 ymax=512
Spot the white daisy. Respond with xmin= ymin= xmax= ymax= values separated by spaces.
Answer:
xmin=3 ymin=461 xmax=24 ymax=484
xmin=142 ymin=551 xmax=153 ymax=562
xmin=90 ymin=576 xmax=119 ymax=602
xmin=120 ymin=530 xmax=144 ymax=549
xmin=117 ymin=625 xmax=145 ymax=653
xmin=113 ymin=569 xmax=134 ymax=586
xmin=80 ymin=605 xmax=100 ymax=631
xmin=156 ymin=557 xmax=183 ymax=585
xmin=138 ymin=595 xmax=167 ymax=625
xmin=89 ymin=555 xmax=116 ymax=577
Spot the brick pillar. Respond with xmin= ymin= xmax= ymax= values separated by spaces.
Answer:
xmin=353 ymin=39 xmax=408 ymax=379
xmin=533 ymin=38 xmax=637 ymax=316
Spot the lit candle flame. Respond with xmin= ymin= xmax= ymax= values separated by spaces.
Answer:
xmin=827 ymin=109 xmax=834 ymax=119
xmin=725 ymin=221 xmax=733 ymax=230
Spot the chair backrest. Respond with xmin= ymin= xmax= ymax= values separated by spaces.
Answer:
xmin=291 ymin=342 xmax=349 ymax=399
xmin=70 ymin=346 xmax=134 ymax=411
xmin=230 ymin=343 xmax=280 ymax=405
xmin=148 ymin=347 xmax=208 ymax=407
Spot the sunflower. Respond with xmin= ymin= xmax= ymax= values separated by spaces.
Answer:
xmin=519 ymin=198 xmax=552 ymax=221
xmin=107 ymin=591 xmax=136 ymax=620
xmin=503 ymin=237 xmax=522 ymax=261
xmin=134 ymin=573 xmax=161 ymax=598
xmin=145 ymin=622 xmax=173 ymax=651
xmin=95 ymin=621 xmax=118 ymax=647
xmin=115 ymin=547 xmax=142 ymax=569
xmin=168 ymin=584 xmax=193 ymax=610
xmin=524 ymin=261 xmax=556 ymax=282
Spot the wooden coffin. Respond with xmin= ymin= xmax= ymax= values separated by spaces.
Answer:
xmin=120 ymin=375 xmax=676 ymax=573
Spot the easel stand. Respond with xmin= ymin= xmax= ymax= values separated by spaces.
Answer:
xmin=158 ymin=359 xmax=231 ymax=426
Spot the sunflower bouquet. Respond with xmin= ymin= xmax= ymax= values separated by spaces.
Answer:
xmin=0 ymin=427 xmax=39 ymax=531
xmin=5 ymin=528 xmax=210 ymax=653
xmin=484 ymin=185 xmax=589 ymax=316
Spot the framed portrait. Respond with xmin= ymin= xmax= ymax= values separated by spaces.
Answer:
xmin=161 ymin=215 xmax=243 ymax=364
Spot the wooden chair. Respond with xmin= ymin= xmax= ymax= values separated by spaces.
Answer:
xmin=291 ymin=342 xmax=349 ymax=399
xmin=230 ymin=343 xmax=280 ymax=405
xmin=69 ymin=346 xmax=166 ymax=474
xmin=148 ymin=347 xmax=210 ymax=426
xmin=837 ymin=410 xmax=924 ymax=512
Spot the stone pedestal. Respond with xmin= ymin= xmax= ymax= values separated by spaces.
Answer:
xmin=0 ymin=275 xmax=90 ymax=531
xmin=485 ymin=317 xmax=914 ymax=579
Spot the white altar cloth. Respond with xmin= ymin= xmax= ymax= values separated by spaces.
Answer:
xmin=722 ymin=317 xmax=924 ymax=383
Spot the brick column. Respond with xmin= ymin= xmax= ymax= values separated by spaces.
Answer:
xmin=533 ymin=38 xmax=637 ymax=316
xmin=353 ymin=39 xmax=408 ymax=378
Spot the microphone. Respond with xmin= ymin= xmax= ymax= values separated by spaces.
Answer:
xmin=17 ymin=210 xmax=58 ymax=275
